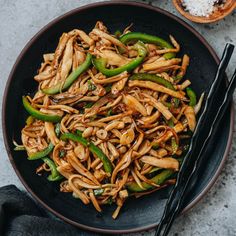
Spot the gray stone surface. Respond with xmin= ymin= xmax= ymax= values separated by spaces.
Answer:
xmin=0 ymin=1 xmax=235 ymax=235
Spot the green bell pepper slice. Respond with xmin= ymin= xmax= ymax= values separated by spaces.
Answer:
xmin=186 ymin=87 xmax=197 ymax=106
xmin=60 ymin=133 xmax=113 ymax=174
xmin=26 ymin=116 xmax=34 ymax=125
xmin=22 ymin=96 xmax=62 ymax=123
xmin=167 ymin=118 xmax=174 ymax=127
xmin=93 ymin=188 xmax=104 ymax=196
xmin=28 ymin=143 xmax=54 ymax=160
xmin=92 ymin=41 xmax=147 ymax=77
xmin=42 ymin=53 xmax=92 ymax=95
xmin=120 ymin=32 xmax=175 ymax=59
xmin=129 ymin=73 xmax=175 ymax=90
xmin=28 ymin=123 xmax=60 ymax=160
xmin=114 ymin=30 xmax=122 ymax=38
xmin=171 ymin=138 xmax=178 ymax=154
xmin=173 ymin=97 xmax=180 ymax=108
xmin=126 ymin=169 xmax=174 ymax=192
xmin=42 ymin=157 xmax=63 ymax=181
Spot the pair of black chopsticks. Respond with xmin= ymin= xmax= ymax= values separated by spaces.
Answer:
xmin=155 ymin=43 xmax=236 ymax=236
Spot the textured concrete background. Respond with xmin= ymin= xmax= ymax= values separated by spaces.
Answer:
xmin=0 ymin=1 xmax=236 ymax=235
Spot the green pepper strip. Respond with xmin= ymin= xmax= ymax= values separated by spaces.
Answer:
xmin=126 ymin=169 xmax=174 ymax=192
xmin=167 ymin=118 xmax=178 ymax=153
xmin=152 ymin=144 xmax=159 ymax=150
xmin=129 ymin=73 xmax=179 ymax=107
xmin=54 ymin=123 xmax=61 ymax=136
xmin=28 ymin=123 xmax=60 ymax=160
xmin=94 ymin=188 xmax=104 ymax=196
xmin=42 ymin=53 xmax=92 ymax=95
xmin=120 ymin=32 xmax=175 ymax=59
xmin=171 ymin=138 xmax=178 ymax=154
xmin=105 ymin=84 xmax=112 ymax=93
xmin=22 ymin=96 xmax=62 ymax=123
xmin=84 ymin=102 xmax=94 ymax=109
xmin=26 ymin=116 xmax=34 ymax=125
xmin=60 ymin=133 xmax=113 ymax=174
xmin=186 ymin=87 xmax=197 ymax=106
xmin=149 ymin=167 xmax=162 ymax=174
xmin=92 ymin=41 xmax=147 ymax=77
xmin=173 ymin=97 xmax=180 ymax=108
xmin=28 ymin=143 xmax=54 ymax=160
xmin=174 ymin=74 xmax=184 ymax=81
xmin=129 ymin=73 xmax=175 ymax=90
xmin=167 ymin=118 xmax=174 ymax=127
xmin=105 ymin=197 xmax=113 ymax=205
xmin=14 ymin=146 xmax=26 ymax=151
xmin=107 ymin=108 xmax=113 ymax=116
xmin=42 ymin=157 xmax=63 ymax=181
xmin=162 ymin=101 xmax=171 ymax=109
xmin=114 ymin=30 xmax=121 ymax=38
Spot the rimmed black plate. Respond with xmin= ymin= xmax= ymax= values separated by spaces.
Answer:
xmin=2 ymin=1 xmax=234 ymax=234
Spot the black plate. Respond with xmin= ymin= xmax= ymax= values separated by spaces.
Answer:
xmin=2 ymin=1 xmax=234 ymax=234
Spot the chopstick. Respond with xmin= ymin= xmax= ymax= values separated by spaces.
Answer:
xmin=155 ymin=43 xmax=235 ymax=236
xmin=156 ymin=43 xmax=234 ymax=235
xmin=161 ymin=67 xmax=236 ymax=236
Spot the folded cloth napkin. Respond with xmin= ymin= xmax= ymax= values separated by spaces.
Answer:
xmin=0 ymin=185 xmax=99 ymax=236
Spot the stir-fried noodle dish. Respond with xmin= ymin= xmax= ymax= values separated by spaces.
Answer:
xmin=17 ymin=21 xmax=204 ymax=219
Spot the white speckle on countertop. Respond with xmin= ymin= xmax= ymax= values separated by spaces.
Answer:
xmin=0 ymin=1 xmax=235 ymax=236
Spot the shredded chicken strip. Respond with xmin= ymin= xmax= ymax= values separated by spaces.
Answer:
xmin=129 ymin=80 xmax=186 ymax=100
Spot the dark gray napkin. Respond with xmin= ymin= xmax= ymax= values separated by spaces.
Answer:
xmin=0 ymin=185 xmax=100 ymax=236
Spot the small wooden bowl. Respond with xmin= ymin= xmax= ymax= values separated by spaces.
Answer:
xmin=173 ymin=0 xmax=236 ymax=23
